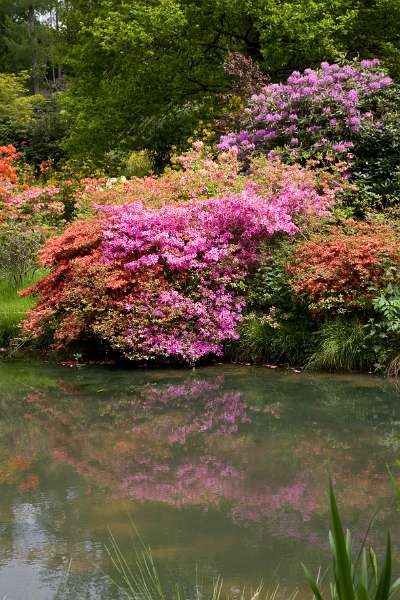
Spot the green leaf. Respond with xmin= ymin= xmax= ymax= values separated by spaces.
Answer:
xmin=328 ymin=475 xmax=355 ymax=600
xmin=357 ymin=550 xmax=369 ymax=600
xmin=375 ymin=533 xmax=392 ymax=600
xmin=369 ymin=546 xmax=378 ymax=587
xmin=302 ymin=563 xmax=325 ymax=600
xmin=389 ymin=577 xmax=400 ymax=597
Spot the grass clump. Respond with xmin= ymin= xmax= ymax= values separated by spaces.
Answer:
xmin=307 ymin=319 xmax=370 ymax=373
xmin=106 ymin=523 xmax=297 ymax=600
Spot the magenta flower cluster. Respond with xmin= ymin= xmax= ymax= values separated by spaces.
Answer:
xmin=101 ymin=177 xmax=335 ymax=363
xmin=218 ymin=60 xmax=392 ymax=162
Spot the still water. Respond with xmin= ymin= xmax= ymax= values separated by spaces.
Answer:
xmin=1 ymin=360 xmax=400 ymax=599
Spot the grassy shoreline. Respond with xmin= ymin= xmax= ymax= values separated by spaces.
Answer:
xmin=0 ymin=273 xmax=44 ymax=348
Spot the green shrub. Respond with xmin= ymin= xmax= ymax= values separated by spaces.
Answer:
xmin=0 ymin=223 xmax=45 ymax=286
xmin=0 ymin=72 xmax=40 ymax=145
xmin=363 ymin=283 xmax=400 ymax=373
xmin=232 ymin=242 xmax=315 ymax=365
xmin=123 ymin=150 xmax=154 ymax=177
xmin=234 ymin=312 xmax=314 ymax=366
xmin=349 ymin=85 xmax=400 ymax=215
xmin=23 ymin=96 xmax=67 ymax=168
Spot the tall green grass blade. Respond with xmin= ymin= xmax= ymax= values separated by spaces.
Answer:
xmin=301 ymin=563 xmax=325 ymax=600
xmin=375 ymin=533 xmax=392 ymax=600
xmin=389 ymin=578 xmax=400 ymax=597
xmin=387 ymin=466 xmax=400 ymax=505
xmin=356 ymin=549 xmax=369 ymax=600
xmin=328 ymin=475 xmax=355 ymax=600
xmin=370 ymin=548 xmax=378 ymax=587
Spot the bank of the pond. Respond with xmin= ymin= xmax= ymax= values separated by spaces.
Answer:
xmin=3 ymin=217 xmax=400 ymax=375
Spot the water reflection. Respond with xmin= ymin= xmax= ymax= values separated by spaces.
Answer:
xmin=0 ymin=362 xmax=400 ymax=598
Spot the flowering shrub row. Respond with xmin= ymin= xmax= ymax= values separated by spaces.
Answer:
xmin=0 ymin=145 xmax=113 ymax=228
xmin=21 ymin=155 xmax=339 ymax=363
xmin=9 ymin=58 xmax=400 ymax=370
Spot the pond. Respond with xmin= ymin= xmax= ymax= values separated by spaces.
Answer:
xmin=1 ymin=360 xmax=400 ymax=599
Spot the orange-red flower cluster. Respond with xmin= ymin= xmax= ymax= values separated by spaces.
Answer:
xmin=287 ymin=221 xmax=400 ymax=312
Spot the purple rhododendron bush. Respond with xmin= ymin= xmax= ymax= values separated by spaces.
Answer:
xmin=219 ymin=59 xmax=391 ymax=164
xmin=20 ymin=150 xmax=342 ymax=364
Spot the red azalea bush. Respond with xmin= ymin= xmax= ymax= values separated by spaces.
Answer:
xmin=0 ymin=144 xmax=19 ymax=186
xmin=286 ymin=221 xmax=400 ymax=313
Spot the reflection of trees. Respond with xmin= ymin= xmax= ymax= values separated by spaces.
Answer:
xmin=1 ymin=365 xmax=400 ymax=580
xmin=1 ymin=364 xmax=400 ymax=596
xmin=2 ymin=371 xmax=396 ymax=530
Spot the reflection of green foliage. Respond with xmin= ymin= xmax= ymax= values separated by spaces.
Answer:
xmin=0 ymin=359 xmax=58 ymax=392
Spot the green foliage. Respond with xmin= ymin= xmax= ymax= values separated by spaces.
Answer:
xmin=60 ymin=0 xmax=212 ymax=166
xmin=302 ymin=476 xmax=400 ymax=600
xmin=307 ymin=319 xmax=371 ymax=372
xmin=55 ymin=0 xmax=400 ymax=166
xmin=257 ymin=0 xmax=400 ymax=79
xmin=234 ymin=312 xmax=314 ymax=366
xmin=0 ymin=71 xmax=41 ymax=143
xmin=348 ymin=86 xmax=400 ymax=214
xmin=0 ymin=223 xmax=45 ymax=286
xmin=0 ymin=73 xmax=66 ymax=166
xmin=0 ymin=1 xmax=63 ymax=93
xmin=23 ymin=95 xmax=67 ymax=167
xmin=373 ymin=284 xmax=400 ymax=334
xmin=246 ymin=243 xmax=295 ymax=312
xmin=361 ymin=282 xmax=400 ymax=372
xmin=231 ymin=243 xmax=315 ymax=365
xmin=2 ymin=0 xmax=400 ymax=166
xmin=123 ymin=150 xmax=154 ymax=178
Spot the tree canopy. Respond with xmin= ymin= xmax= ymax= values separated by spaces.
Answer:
xmin=1 ymin=0 xmax=400 ymax=166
